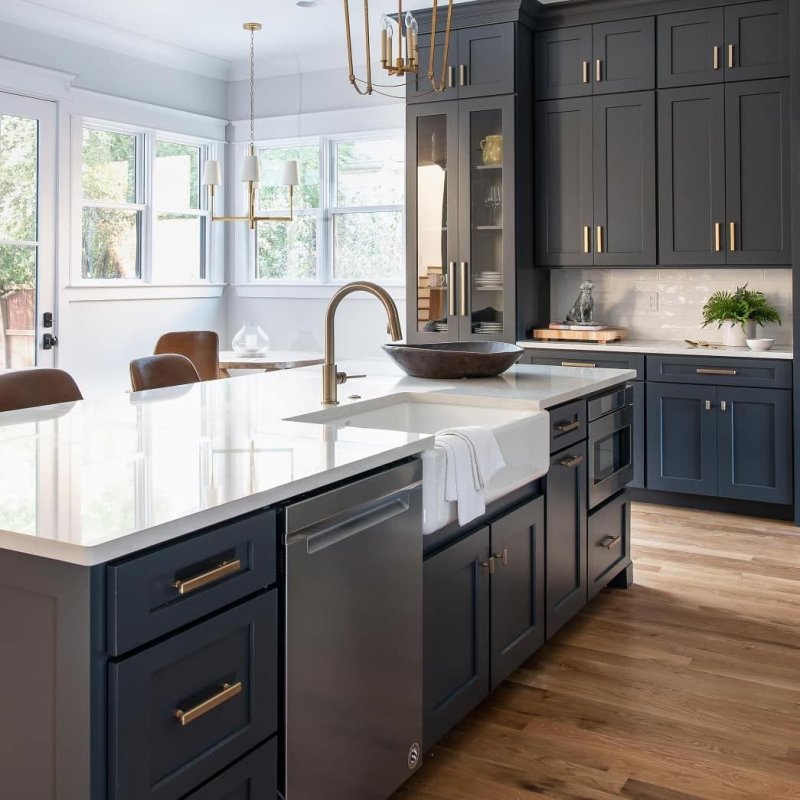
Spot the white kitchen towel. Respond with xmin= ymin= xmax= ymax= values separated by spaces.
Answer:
xmin=436 ymin=434 xmax=486 ymax=526
xmin=437 ymin=426 xmax=506 ymax=489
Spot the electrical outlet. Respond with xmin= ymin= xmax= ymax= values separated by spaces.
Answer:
xmin=646 ymin=292 xmax=659 ymax=312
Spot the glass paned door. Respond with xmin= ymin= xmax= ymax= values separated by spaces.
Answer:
xmin=413 ymin=108 xmax=457 ymax=339
xmin=0 ymin=93 xmax=56 ymax=369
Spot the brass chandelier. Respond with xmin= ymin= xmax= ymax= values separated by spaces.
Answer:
xmin=202 ymin=23 xmax=299 ymax=230
xmin=343 ymin=0 xmax=454 ymax=97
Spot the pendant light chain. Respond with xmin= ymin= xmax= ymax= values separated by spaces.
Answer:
xmin=249 ymin=25 xmax=256 ymax=148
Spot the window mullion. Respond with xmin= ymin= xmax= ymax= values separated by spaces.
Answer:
xmin=142 ymin=130 xmax=154 ymax=283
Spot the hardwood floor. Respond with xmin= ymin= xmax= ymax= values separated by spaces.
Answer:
xmin=395 ymin=503 xmax=800 ymax=800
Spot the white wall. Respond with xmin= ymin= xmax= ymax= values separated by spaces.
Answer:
xmin=550 ymin=268 xmax=793 ymax=345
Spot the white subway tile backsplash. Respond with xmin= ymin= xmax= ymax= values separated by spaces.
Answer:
xmin=550 ymin=268 xmax=793 ymax=346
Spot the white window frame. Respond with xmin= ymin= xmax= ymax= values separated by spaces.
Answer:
xmin=250 ymin=130 xmax=405 ymax=287
xmin=71 ymin=117 xmax=219 ymax=288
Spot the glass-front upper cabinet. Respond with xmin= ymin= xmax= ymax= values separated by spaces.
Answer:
xmin=407 ymin=97 xmax=515 ymax=343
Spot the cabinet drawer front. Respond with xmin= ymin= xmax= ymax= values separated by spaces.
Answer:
xmin=646 ymin=356 xmax=791 ymax=388
xmin=549 ymin=399 xmax=587 ymax=452
xmin=185 ymin=738 xmax=277 ymax=799
xmin=588 ymin=491 xmax=631 ymax=600
xmin=109 ymin=592 xmax=278 ymax=800
xmin=525 ymin=351 xmax=645 ymax=378
xmin=108 ymin=510 xmax=276 ymax=655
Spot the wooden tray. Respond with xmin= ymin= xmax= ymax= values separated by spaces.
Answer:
xmin=532 ymin=327 xmax=628 ymax=344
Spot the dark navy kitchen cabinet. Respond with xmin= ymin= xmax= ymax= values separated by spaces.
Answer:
xmin=724 ymin=0 xmax=789 ymax=82
xmin=717 ymin=387 xmax=793 ymax=505
xmin=407 ymin=31 xmax=459 ymax=103
xmin=534 ymin=25 xmax=593 ymax=100
xmin=657 ymin=8 xmax=725 ymax=88
xmin=423 ymin=526 xmax=491 ymax=750
xmin=646 ymin=382 xmax=719 ymax=496
xmin=545 ymin=442 xmax=588 ymax=638
xmin=489 ymin=497 xmax=545 ymax=688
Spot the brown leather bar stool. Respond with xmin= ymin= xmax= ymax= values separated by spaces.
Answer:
xmin=0 ymin=368 xmax=83 ymax=413
xmin=154 ymin=331 xmax=220 ymax=382
xmin=129 ymin=354 xmax=201 ymax=393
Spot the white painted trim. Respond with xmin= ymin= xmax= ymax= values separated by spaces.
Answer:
xmin=64 ymin=284 xmax=226 ymax=302
xmin=233 ymin=284 xmax=405 ymax=301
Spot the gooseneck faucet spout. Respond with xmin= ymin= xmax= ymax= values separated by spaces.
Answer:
xmin=322 ymin=281 xmax=403 ymax=405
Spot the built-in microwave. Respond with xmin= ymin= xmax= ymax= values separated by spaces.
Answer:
xmin=587 ymin=385 xmax=635 ymax=509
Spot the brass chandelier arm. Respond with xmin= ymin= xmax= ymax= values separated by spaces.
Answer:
xmin=208 ymin=184 xmax=295 ymax=229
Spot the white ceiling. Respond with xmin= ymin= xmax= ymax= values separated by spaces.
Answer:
xmin=0 ymin=0 xmax=496 ymax=80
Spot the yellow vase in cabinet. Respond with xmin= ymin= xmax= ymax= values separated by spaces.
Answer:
xmin=479 ymin=135 xmax=503 ymax=165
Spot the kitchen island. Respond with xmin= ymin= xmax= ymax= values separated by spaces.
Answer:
xmin=0 ymin=360 xmax=634 ymax=800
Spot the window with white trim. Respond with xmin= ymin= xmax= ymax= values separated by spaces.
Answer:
xmin=80 ymin=122 xmax=212 ymax=283
xmin=254 ymin=132 xmax=404 ymax=284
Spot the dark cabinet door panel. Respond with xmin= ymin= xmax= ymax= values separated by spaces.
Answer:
xmin=490 ymin=497 xmax=545 ymax=688
xmin=630 ymin=381 xmax=646 ymax=490
xmin=725 ymin=0 xmax=789 ymax=82
xmin=717 ymin=387 xmax=793 ymax=505
xmin=593 ymin=17 xmax=655 ymax=94
xmin=546 ymin=442 xmax=588 ymax=639
xmin=535 ymin=98 xmax=593 ymax=266
xmin=423 ymin=527 xmax=490 ymax=750
xmin=534 ymin=26 xmax=593 ymax=100
xmin=593 ymin=91 xmax=656 ymax=266
xmin=725 ymin=79 xmax=791 ymax=265
xmin=646 ymin=383 xmax=717 ymax=497
xmin=407 ymin=32 xmax=459 ymax=104
xmin=185 ymin=738 xmax=277 ymax=800
xmin=458 ymin=23 xmax=515 ymax=99
xmin=658 ymin=85 xmax=726 ymax=266
xmin=657 ymin=8 xmax=724 ymax=88
xmin=588 ymin=490 xmax=632 ymax=600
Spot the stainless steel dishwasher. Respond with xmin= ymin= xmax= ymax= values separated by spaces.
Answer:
xmin=284 ymin=459 xmax=423 ymax=800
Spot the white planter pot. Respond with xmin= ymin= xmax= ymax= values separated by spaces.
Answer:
xmin=720 ymin=320 xmax=755 ymax=347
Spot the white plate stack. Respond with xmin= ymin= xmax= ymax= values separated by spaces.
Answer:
xmin=472 ymin=321 xmax=504 ymax=335
xmin=473 ymin=272 xmax=503 ymax=291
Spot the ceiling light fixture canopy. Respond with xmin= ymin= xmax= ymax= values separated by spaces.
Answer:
xmin=343 ymin=0 xmax=454 ymax=98
xmin=202 ymin=22 xmax=299 ymax=230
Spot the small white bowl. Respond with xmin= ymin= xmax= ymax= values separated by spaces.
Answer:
xmin=746 ymin=338 xmax=775 ymax=351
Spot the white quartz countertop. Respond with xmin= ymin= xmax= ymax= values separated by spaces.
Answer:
xmin=518 ymin=339 xmax=793 ymax=360
xmin=0 ymin=359 xmax=633 ymax=565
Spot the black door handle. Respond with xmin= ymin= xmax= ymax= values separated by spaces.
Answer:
xmin=43 ymin=333 xmax=59 ymax=350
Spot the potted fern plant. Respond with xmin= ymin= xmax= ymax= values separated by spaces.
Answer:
xmin=701 ymin=285 xmax=782 ymax=347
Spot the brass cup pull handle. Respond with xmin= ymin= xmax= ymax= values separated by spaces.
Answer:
xmin=713 ymin=45 xmax=721 ymax=70
xmin=582 ymin=61 xmax=590 ymax=84
xmin=493 ymin=548 xmax=509 ymax=567
xmin=697 ymin=368 xmax=737 ymax=377
xmin=600 ymin=535 xmax=622 ymax=550
xmin=175 ymin=681 xmax=243 ymax=727
xmin=173 ymin=559 xmax=242 ymax=596
xmin=728 ymin=43 xmax=735 ymax=69
xmin=480 ymin=557 xmax=495 ymax=575
xmin=555 ymin=419 xmax=581 ymax=433
xmin=562 ymin=361 xmax=597 ymax=369
xmin=559 ymin=454 xmax=584 ymax=469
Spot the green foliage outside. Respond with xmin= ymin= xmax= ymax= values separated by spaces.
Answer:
xmin=702 ymin=284 xmax=782 ymax=329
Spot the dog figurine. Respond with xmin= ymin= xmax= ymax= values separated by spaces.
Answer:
xmin=566 ymin=281 xmax=595 ymax=325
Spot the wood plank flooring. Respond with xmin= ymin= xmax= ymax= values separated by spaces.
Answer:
xmin=394 ymin=503 xmax=800 ymax=800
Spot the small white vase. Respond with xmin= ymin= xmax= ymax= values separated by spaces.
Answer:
xmin=720 ymin=320 xmax=755 ymax=347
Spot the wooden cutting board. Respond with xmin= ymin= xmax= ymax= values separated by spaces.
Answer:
xmin=532 ymin=327 xmax=628 ymax=344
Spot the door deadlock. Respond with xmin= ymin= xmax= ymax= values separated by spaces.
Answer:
xmin=43 ymin=333 xmax=59 ymax=350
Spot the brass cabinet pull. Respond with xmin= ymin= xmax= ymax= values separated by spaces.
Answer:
xmin=173 ymin=559 xmax=242 ymax=596
xmin=555 ymin=419 xmax=581 ymax=433
xmin=583 ymin=225 xmax=591 ymax=254
xmin=705 ymin=400 xmax=713 ymax=411
xmin=720 ymin=400 xmax=728 ymax=412
xmin=480 ymin=557 xmax=495 ymax=575
xmin=714 ymin=222 xmax=722 ymax=252
xmin=596 ymin=226 xmax=603 ymax=254
xmin=562 ymin=361 xmax=596 ymax=369
xmin=728 ymin=44 xmax=735 ymax=69
xmin=595 ymin=59 xmax=602 ymax=82
xmin=599 ymin=535 xmax=622 ymax=550
xmin=559 ymin=454 xmax=584 ymax=469
xmin=713 ymin=45 xmax=721 ymax=70
xmin=448 ymin=262 xmax=457 ymax=317
xmin=493 ymin=548 xmax=509 ymax=567
xmin=582 ymin=60 xmax=590 ymax=84
xmin=447 ymin=66 xmax=456 ymax=88
xmin=459 ymin=261 xmax=469 ymax=317
xmin=698 ymin=368 xmax=737 ymax=377
xmin=175 ymin=681 xmax=243 ymax=727
xmin=459 ymin=64 xmax=468 ymax=86
xmin=729 ymin=222 xmax=736 ymax=252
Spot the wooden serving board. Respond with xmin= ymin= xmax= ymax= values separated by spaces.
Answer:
xmin=532 ymin=327 xmax=628 ymax=344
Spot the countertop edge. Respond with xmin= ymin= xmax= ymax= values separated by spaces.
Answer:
xmin=517 ymin=340 xmax=794 ymax=360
